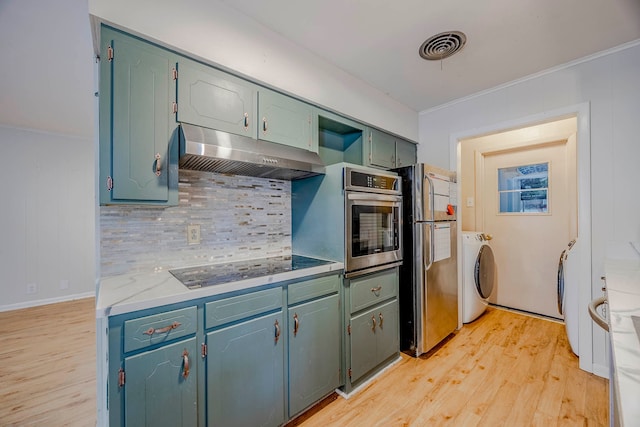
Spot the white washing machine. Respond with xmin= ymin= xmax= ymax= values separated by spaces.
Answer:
xmin=462 ymin=232 xmax=496 ymax=323
xmin=557 ymin=239 xmax=579 ymax=355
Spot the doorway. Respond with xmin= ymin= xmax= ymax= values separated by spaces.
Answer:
xmin=480 ymin=137 xmax=576 ymax=318
xmin=451 ymin=104 xmax=596 ymax=375
xmin=460 ymin=117 xmax=577 ymax=319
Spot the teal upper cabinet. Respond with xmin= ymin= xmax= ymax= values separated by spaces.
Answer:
xmin=258 ymin=88 xmax=316 ymax=152
xmin=365 ymin=128 xmax=417 ymax=170
xmin=176 ymin=59 xmax=258 ymax=137
xmin=367 ymin=128 xmax=397 ymax=169
xmin=395 ymin=138 xmax=417 ymax=168
xmin=99 ymin=26 xmax=178 ymax=205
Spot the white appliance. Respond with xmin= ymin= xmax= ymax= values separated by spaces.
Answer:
xmin=462 ymin=232 xmax=495 ymax=323
xmin=557 ymin=239 xmax=579 ymax=355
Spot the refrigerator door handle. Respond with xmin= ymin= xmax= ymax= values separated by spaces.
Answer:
xmin=423 ymin=173 xmax=435 ymax=222
xmin=424 ymin=222 xmax=435 ymax=271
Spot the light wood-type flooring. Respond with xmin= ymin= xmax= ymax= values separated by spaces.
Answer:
xmin=0 ymin=299 xmax=607 ymax=426
xmin=294 ymin=307 xmax=608 ymax=427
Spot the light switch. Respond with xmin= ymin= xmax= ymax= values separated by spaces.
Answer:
xmin=466 ymin=197 xmax=474 ymax=207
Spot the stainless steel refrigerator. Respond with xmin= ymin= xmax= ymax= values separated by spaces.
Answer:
xmin=394 ymin=163 xmax=458 ymax=356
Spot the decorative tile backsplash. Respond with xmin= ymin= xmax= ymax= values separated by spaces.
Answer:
xmin=100 ymin=170 xmax=291 ymax=277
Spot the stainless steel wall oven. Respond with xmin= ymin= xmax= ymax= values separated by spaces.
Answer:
xmin=344 ymin=168 xmax=402 ymax=275
xmin=292 ymin=163 xmax=403 ymax=278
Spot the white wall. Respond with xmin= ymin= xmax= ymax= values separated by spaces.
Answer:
xmin=418 ymin=41 xmax=640 ymax=373
xmin=0 ymin=0 xmax=96 ymax=310
xmin=87 ymin=0 xmax=418 ymax=141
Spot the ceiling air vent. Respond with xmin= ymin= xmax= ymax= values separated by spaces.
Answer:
xmin=419 ymin=31 xmax=467 ymax=61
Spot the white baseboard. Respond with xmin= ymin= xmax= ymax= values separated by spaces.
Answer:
xmin=335 ymin=355 xmax=402 ymax=399
xmin=0 ymin=291 xmax=95 ymax=313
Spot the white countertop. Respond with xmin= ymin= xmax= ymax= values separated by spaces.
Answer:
xmin=96 ymin=260 xmax=344 ymax=318
xmin=605 ymin=255 xmax=640 ymax=427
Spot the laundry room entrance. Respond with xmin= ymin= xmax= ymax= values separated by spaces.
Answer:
xmin=459 ymin=117 xmax=578 ymax=319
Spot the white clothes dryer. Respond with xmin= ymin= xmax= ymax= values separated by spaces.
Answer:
xmin=462 ymin=232 xmax=496 ymax=323
xmin=557 ymin=239 xmax=579 ymax=355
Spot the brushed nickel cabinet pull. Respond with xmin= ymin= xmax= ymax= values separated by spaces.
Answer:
xmin=371 ymin=315 xmax=377 ymax=332
xmin=379 ymin=313 xmax=384 ymax=328
xmin=262 ymin=117 xmax=268 ymax=133
xmin=371 ymin=286 xmax=382 ymax=295
xmin=143 ymin=321 xmax=181 ymax=336
xmin=274 ymin=319 xmax=280 ymax=344
xmin=182 ymin=350 xmax=190 ymax=378
xmin=244 ymin=112 xmax=249 ymax=129
xmin=293 ymin=313 xmax=299 ymax=337
xmin=155 ymin=153 xmax=162 ymax=176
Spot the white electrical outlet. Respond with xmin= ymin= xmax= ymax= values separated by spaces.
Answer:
xmin=466 ymin=197 xmax=475 ymax=207
xmin=26 ymin=283 xmax=37 ymax=294
xmin=187 ymin=224 xmax=201 ymax=245
xmin=60 ymin=279 xmax=69 ymax=290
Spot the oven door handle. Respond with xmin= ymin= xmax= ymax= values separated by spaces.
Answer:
xmin=423 ymin=222 xmax=435 ymax=272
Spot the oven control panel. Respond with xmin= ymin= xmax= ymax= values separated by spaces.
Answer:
xmin=345 ymin=168 xmax=401 ymax=194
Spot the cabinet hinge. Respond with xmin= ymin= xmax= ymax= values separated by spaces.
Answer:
xmin=118 ymin=367 xmax=125 ymax=387
xmin=172 ymin=68 xmax=178 ymax=80
xmin=172 ymin=102 xmax=178 ymax=114
xmin=347 ymin=324 xmax=351 ymax=335
xmin=201 ymin=343 xmax=207 ymax=358
xmin=107 ymin=45 xmax=114 ymax=62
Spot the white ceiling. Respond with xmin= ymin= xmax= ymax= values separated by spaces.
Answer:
xmin=220 ymin=0 xmax=640 ymax=112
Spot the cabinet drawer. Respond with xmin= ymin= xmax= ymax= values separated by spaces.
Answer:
xmin=124 ymin=306 xmax=197 ymax=353
xmin=349 ymin=268 xmax=397 ymax=313
xmin=205 ymin=287 xmax=282 ymax=329
xmin=288 ymin=274 xmax=340 ymax=306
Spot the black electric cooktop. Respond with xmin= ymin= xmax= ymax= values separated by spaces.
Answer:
xmin=169 ymin=255 xmax=334 ymax=290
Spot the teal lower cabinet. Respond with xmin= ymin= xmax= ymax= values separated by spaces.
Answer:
xmin=343 ymin=267 xmax=400 ymax=393
xmin=124 ymin=338 xmax=198 ymax=426
xmin=107 ymin=273 xmax=344 ymax=426
xmin=288 ymin=293 xmax=341 ymax=417
xmin=349 ymin=299 xmax=399 ymax=383
xmin=206 ymin=311 xmax=285 ymax=427
xmin=108 ymin=304 xmax=199 ymax=427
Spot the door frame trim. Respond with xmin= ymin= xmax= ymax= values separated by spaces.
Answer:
xmin=449 ymin=102 xmax=596 ymax=375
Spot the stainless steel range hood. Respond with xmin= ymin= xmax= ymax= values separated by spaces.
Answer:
xmin=179 ymin=123 xmax=325 ymax=180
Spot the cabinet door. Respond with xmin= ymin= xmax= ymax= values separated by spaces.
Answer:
xmin=177 ymin=60 xmax=257 ymax=137
xmin=258 ymin=88 xmax=316 ymax=152
xmin=372 ymin=299 xmax=399 ymax=364
xmin=368 ymin=128 xmax=396 ymax=169
xmin=288 ymin=293 xmax=340 ymax=417
xmin=100 ymin=27 xmax=178 ymax=205
xmin=124 ymin=338 xmax=197 ymax=427
xmin=395 ymin=138 xmax=417 ymax=168
xmin=349 ymin=305 xmax=380 ymax=383
xmin=206 ymin=311 xmax=285 ymax=427
xmin=349 ymin=299 xmax=398 ymax=383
